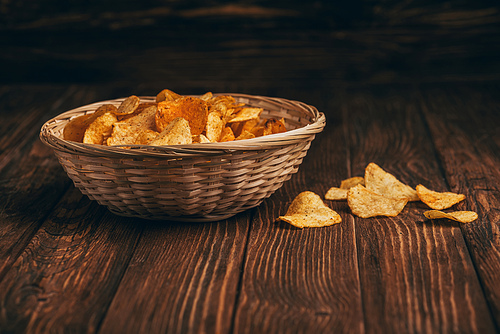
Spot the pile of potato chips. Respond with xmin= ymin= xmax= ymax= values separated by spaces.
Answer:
xmin=278 ymin=162 xmax=478 ymax=229
xmin=63 ymin=89 xmax=287 ymax=146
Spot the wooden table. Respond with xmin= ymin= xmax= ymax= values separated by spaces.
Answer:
xmin=1 ymin=2 xmax=500 ymax=333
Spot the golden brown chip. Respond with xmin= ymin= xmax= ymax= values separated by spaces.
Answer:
xmin=227 ymin=107 xmax=263 ymax=123
xmin=423 ymin=210 xmax=478 ymax=223
xmin=236 ymin=130 xmax=256 ymax=141
xmin=119 ymin=102 xmax=156 ymax=121
xmin=135 ymin=129 xmax=159 ymax=145
xmin=106 ymin=122 xmax=136 ymax=146
xmin=277 ymin=191 xmax=342 ymax=228
xmin=199 ymin=92 xmax=213 ymax=101
xmin=124 ymin=105 xmax=157 ymax=130
xmin=115 ymin=95 xmax=140 ymax=116
xmin=325 ymin=187 xmax=348 ymax=200
xmin=156 ymin=97 xmax=208 ymax=136
xmin=206 ymin=111 xmax=225 ymax=142
xmin=149 ymin=117 xmax=192 ymax=146
xmin=95 ymin=104 xmax=118 ymax=116
xmin=364 ymin=162 xmax=419 ymax=201
xmin=340 ymin=176 xmax=365 ymax=189
xmin=263 ymin=118 xmax=287 ymax=136
xmin=347 ymin=184 xmax=408 ymax=218
xmin=220 ymin=127 xmax=235 ymax=142
xmin=156 ymin=89 xmax=181 ymax=103
xmin=192 ymin=134 xmax=211 ymax=143
xmin=83 ymin=112 xmax=118 ymax=145
xmin=63 ymin=114 xmax=93 ymax=142
xmin=416 ymin=184 xmax=466 ymax=210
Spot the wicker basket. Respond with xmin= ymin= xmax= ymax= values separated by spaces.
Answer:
xmin=40 ymin=93 xmax=326 ymax=222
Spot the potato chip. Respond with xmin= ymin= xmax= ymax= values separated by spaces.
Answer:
xmin=149 ymin=117 xmax=192 ymax=146
xmin=364 ymin=162 xmax=419 ymax=201
xmin=63 ymin=114 xmax=93 ymax=142
xmin=135 ymin=129 xmax=159 ymax=145
xmin=347 ymin=184 xmax=408 ymax=218
xmin=325 ymin=187 xmax=348 ymax=200
xmin=119 ymin=102 xmax=156 ymax=121
xmin=277 ymin=191 xmax=342 ymax=228
xmin=124 ymin=105 xmax=157 ymax=130
xmin=263 ymin=118 xmax=287 ymax=135
xmin=156 ymin=97 xmax=208 ymax=136
xmin=199 ymin=92 xmax=213 ymax=101
xmin=227 ymin=107 xmax=263 ymax=123
xmin=423 ymin=210 xmax=478 ymax=223
xmin=115 ymin=95 xmax=140 ymax=116
xmin=192 ymin=134 xmax=211 ymax=143
xmin=106 ymin=122 xmax=136 ymax=146
xmin=340 ymin=176 xmax=365 ymax=189
xmin=220 ymin=127 xmax=235 ymax=142
xmin=156 ymin=89 xmax=181 ymax=103
xmin=416 ymin=184 xmax=466 ymax=210
xmin=206 ymin=111 xmax=225 ymax=142
xmin=236 ymin=130 xmax=256 ymax=141
xmin=83 ymin=112 xmax=118 ymax=145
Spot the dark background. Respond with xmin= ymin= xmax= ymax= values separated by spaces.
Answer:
xmin=1 ymin=0 xmax=499 ymax=102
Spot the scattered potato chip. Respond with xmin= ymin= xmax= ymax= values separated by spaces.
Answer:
xmin=227 ymin=107 xmax=263 ymax=123
xmin=277 ymin=191 xmax=342 ymax=228
xmin=149 ymin=117 xmax=192 ymax=146
xmin=135 ymin=129 xmax=159 ymax=145
xmin=364 ymin=162 xmax=419 ymax=201
xmin=347 ymin=184 xmax=408 ymax=218
xmin=156 ymin=96 xmax=208 ymax=135
xmin=424 ymin=210 xmax=478 ymax=223
xmin=115 ymin=95 xmax=140 ymax=116
xmin=340 ymin=176 xmax=365 ymax=189
xmin=416 ymin=184 xmax=466 ymax=210
xmin=325 ymin=187 xmax=348 ymax=200
xmin=156 ymin=89 xmax=181 ymax=103
xmin=220 ymin=127 xmax=235 ymax=142
xmin=83 ymin=112 xmax=118 ymax=145
xmin=206 ymin=111 xmax=225 ymax=142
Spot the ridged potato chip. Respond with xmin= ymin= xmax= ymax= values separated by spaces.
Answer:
xmin=424 ymin=210 xmax=478 ymax=223
xmin=340 ymin=176 xmax=365 ymax=189
xmin=135 ymin=129 xmax=160 ymax=145
xmin=364 ymin=162 xmax=419 ymax=201
xmin=220 ymin=127 xmax=235 ymax=142
xmin=156 ymin=97 xmax=208 ymax=135
xmin=206 ymin=111 xmax=225 ymax=142
xmin=416 ymin=184 xmax=466 ymax=210
xmin=115 ymin=95 xmax=140 ymax=116
xmin=277 ymin=191 xmax=342 ymax=228
xmin=347 ymin=184 xmax=408 ymax=218
xmin=228 ymin=107 xmax=263 ymax=123
xmin=325 ymin=187 xmax=348 ymax=200
xmin=156 ymin=89 xmax=181 ymax=103
xmin=149 ymin=117 xmax=192 ymax=146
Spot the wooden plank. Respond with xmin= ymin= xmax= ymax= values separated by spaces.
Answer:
xmin=419 ymin=86 xmax=500 ymax=329
xmin=0 ymin=187 xmax=142 ymax=333
xmin=0 ymin=86 xmax=77 ymax=280
xmin=232 ymin=94 xmax=364 ymax=333
xmin=342 ymin=87 xmax=496 ymax=333
xmin=98 ymin=216 xmax=251 ymax=334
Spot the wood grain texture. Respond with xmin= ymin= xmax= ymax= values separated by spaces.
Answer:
xmin=342 ymin=88 xmax=496 ymax=333
xmin=419 ymin=86 xmax=500 ymax=329
xmin=232 ymin=95 xmax=364 ymax=334
xmin=0 ymin=187 xmax=142 ymax=333
xmin=98 ymin=216 xmax=250 ymax=334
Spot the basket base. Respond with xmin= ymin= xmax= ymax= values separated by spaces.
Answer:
xmin=108 ymin=207 xmax=248 ymax=222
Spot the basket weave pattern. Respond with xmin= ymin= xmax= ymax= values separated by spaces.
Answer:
xmin=40 ymin=94 xmax=325 ymax=221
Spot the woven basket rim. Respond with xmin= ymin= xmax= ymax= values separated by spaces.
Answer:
xmin=40 ymin=93 xmax=326 ymax=158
